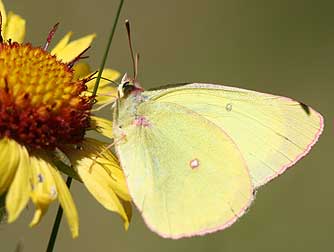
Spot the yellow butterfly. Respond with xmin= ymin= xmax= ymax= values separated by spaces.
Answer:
xmin=108 ymin=20 xmax=324 ymax=238
xmin=112 ymin=74 xmax=323 ymax=239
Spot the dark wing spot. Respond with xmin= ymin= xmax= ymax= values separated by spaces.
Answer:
xmin=299 ymin=102 xmax=311 ymax=116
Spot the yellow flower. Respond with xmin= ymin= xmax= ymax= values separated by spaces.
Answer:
xmin=0 ymin=0 xmax=130 ymax=238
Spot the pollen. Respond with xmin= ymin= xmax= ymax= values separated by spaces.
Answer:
xmin=0 ymin=42 xmax=93 ymax=149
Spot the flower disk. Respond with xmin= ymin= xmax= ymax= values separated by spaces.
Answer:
xmin=0 ymin=43 xmax=93 ymax=149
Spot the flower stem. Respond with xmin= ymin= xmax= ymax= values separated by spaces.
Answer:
xmin=46 ymin=1 xmax=125 ymax=251
xmin=92 ymin=0 xmax=124 ymax=96
xmin=46 ymin=176 xmax=72 ymax=252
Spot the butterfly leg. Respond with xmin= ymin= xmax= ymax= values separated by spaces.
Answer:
xmin=88 ymin=135 xmax=126 ymax=173
xmin=91 ymin=93 xmax=118 ymax=112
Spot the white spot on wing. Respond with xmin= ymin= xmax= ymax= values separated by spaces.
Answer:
xmin=189 ymin=159 xmax=200 ymax=169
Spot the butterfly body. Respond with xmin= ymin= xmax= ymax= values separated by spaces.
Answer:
xmin=113 ymin=81 xmax=323 ymax=238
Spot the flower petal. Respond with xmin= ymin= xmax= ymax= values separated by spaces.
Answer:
xmin=52 ymin=34 xmax=96 ymax=63
xmin=62 ymin=138 xmax=131 ymax=229
xmin=73 ymin=62 xmax=91 ymax=80
xmin=50 ymin=32 xmax=72 ymax=56
xmin=6 ymin=144 xmax=31 ymax=223
xmin=120 ymin=199 xmax=132 ymax=230
xmin=0 ymin=0 xmax=7 ymax=28
xmin=0 ymin=138 xmax=21 ymax=195
xmin=27 ymin=153 xmax=78 ymax=238
xmin=28 ymin=154 xmax=58 ymax=227
xmin=49 ymin=163 xmax=79 ymax=238
xmin=90 ymin=116 xmax=113 ymax=139
xmin=3 ymin=12 xmax=25 ymax=43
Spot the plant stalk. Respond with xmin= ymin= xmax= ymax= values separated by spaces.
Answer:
xmin=46 ymin=0 xmax=125 ymax=251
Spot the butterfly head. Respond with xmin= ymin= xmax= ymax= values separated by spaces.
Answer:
xmin=118 ymin=73 xmax=144 ymax=98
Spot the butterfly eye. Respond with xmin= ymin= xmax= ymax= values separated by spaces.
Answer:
xmin=122 ymin=82 xmax=131 ymax=89
xmin=122 ymin=82 xmax=135 ymax=96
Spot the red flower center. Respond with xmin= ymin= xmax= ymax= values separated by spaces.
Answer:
xmin=0 ymin=42 xmax=93 ymax=149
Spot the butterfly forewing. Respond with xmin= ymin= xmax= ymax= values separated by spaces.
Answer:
xmin=144 ymin=83 xmax=323 ymax=187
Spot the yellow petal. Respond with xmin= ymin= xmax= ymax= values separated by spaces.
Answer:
xmin=3 ymin=12 xmax=25 ymax=43
xmin=30 ymin=208 xmax=43 ymax=227
xmin=62 ymin=138 xmax=131 ymax=229
xmin=73 ymin=62 xmax=91 ymax=80
xmin=6 ymin=144 xmax=31 ymax=223
xmin=90 ymin=116 xmax=113 ymax=139
xmin=78 ymin=158 xmax=130 ymax=229
xmin=50 ymin=32 xmax=72 ymax=56
xmin=53 ymin=34 xmax=96 ymax=63
xmin=120 ymin=199 xmax=132 ymax=230
xmin=29 ymin=154 xmax=58 ymax=227
xmin=0 ymin=0 xmax=6 ymax=29
xmin=0 ymin=138 xmax=21 ymax=194
xmin=30 ymin=192 xmax=52 ymax=226
xmin=49 ymin=164 xmax=79 ymax=238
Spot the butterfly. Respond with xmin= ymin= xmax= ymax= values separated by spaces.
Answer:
xmin=112 ymin=73 xmax=323 ymax=239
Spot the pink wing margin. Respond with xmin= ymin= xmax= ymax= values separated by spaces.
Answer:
xmin=255 ymin=97 xmax=324 ymax=188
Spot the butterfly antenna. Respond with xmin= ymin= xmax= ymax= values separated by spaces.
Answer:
xmin=125 ymin=19 xmax=137 ymax=81
xmin=89 ymin=76 xmax=118 ymax=86
xmin=135 ymin=52 xmax=139 ymax=80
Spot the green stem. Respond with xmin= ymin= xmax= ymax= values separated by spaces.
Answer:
xmin=46 ymin=177 xmax=72 ymax=252
xmin=92 ymin=0 xmax=124 ymax=96
xmin=46 ymin=1 xmax=125 ymax=251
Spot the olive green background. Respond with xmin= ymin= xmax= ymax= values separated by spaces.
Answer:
xmin=1 ymin=0 xmax=333 ymax=251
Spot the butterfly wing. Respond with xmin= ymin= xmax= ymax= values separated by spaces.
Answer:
xmin=144 ymin=83 xmax=323 ymax=187
xmin=114 ymin=101 xmax=253 ymax=238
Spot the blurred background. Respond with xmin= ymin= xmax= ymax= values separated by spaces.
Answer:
xmin=1 ymin=0 xmax=333 ymax=251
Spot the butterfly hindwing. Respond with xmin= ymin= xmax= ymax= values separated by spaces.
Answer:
xmin=114 ymin=101 xmax=253 ymax=238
